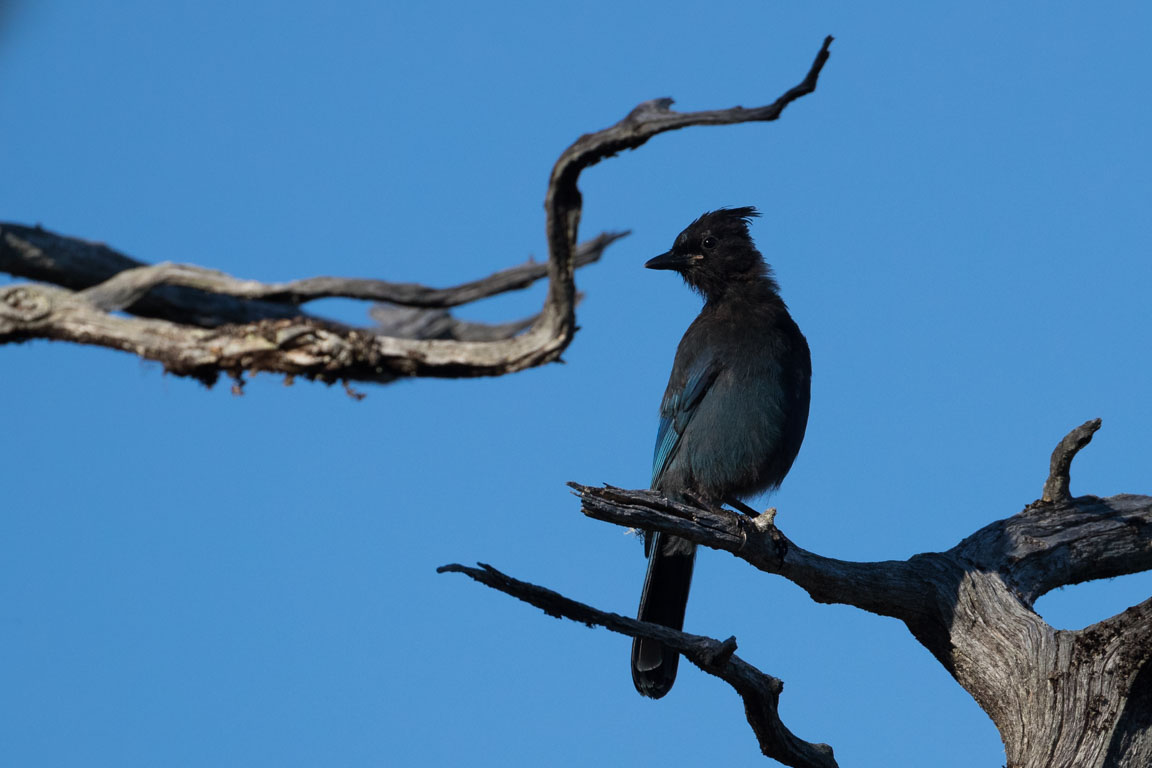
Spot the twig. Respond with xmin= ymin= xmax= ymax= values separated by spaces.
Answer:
xmin=437 ymin=562 xmax=836 ymax=768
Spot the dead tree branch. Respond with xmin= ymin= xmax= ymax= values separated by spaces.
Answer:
xmin=1042 ymin=417 xmax=1101 ymax=503
xmin=560 ymin=421 xmax=1152 ymax=767
xmin=0 ymin=226 xmax=623 ymax=385
xmin=437 ymin=562 xmax=836 ymax=768
xmin=0 ymin=35 xmax=834 ymax=388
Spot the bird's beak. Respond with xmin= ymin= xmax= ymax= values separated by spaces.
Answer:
xmin=644 ymin=250 xmax=696 ymax=271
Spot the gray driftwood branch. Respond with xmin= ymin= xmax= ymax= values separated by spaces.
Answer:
xmin=0 ymin=225 xmax=624 ymax=315
xmin=0 ymin=223 xmax=619 ymax=347
xmin=0 ymin=224 xmax=624 ymax=385
xmin=555 ymin=420 xmax=1151 ymax=768
xmin=436 ymin=562 xmax=836 ymax=768
xmin=0 ymin=36 xmax=834 ymax=388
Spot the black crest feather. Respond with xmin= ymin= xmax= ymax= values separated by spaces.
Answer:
xmin=689 ymin=206 xmax=760 ymax=235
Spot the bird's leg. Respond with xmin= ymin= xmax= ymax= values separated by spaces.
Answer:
xmin=725 ymin=497 xmax=762 ymax=518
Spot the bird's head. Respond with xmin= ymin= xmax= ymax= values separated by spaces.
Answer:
xmin=645 ymin=207 xmax=775 ymax=299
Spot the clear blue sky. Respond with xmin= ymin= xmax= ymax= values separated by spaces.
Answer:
xmin=2 ymin=2 xmax=1150 ymax=766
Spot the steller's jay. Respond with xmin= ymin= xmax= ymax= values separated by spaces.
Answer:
xmin=632 ymin=207 xmax=811 ymax=699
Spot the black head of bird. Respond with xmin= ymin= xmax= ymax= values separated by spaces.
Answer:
xmin=644 ymin=206 xmax=777 ymax=301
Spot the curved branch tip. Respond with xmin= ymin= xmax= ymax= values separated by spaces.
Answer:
xmin=1042 ymin=418 xmax=1103 ymax=504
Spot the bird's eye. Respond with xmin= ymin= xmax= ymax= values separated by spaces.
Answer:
xmin=701 ymin=236 xmax=717 ymax=249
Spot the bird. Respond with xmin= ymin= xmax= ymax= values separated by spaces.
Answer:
xmin=632 ymin=207 xmax=811 ymax=699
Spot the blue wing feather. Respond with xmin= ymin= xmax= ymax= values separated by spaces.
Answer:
xmin=651 ymin=357 xmax=721 ymax=487
xmin=651 ymin=414 xmax=679 ymax=487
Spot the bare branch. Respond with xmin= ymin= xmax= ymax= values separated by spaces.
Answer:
xmin=1 ymin=36 xmax=832 ymax=385
xmin=567 ymin=483 xmax=1152 ymax=650
xmin=258 ymin=231 xmax=626 ymax=308
xmin=1 ymin=223 xmax=305 ymax=326
xmin=1 ymin=222 xmax=611 ymax=351
xmin=969 ymin=493 xmax=1152 ymax=604
xmin=945 ymin=420 xmax=1152 ymax=603
xmin=65 ymin=231 xmax=629 ymax=313
xmin=1043 ymin=418 xmax=1102 ymax=503
xmin=437 ymin=562 xmax=836 ymax=768
xmin=0 ymin=247 xmax=611 ymax=383
xmin=547 ymin=35 xmax=834 ymax=189
xmin=1 ymin=223 xmax=622 ymax=321
xmin=0 ymin=279 xmax=606 ymax=385
xmin=367 ymin=304 xmax=536 ymax=342
xmin=0 ymin=283 xmax=393 ymax=386
xmin=570 ymin=455 xmax=1152 ymax=620
xmin=568 ymin=483 xmax=926 ymax=621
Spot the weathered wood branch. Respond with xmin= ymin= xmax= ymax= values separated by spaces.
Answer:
xmin=1 ymin=223 xmax=299 ymax=326
xmin=571 ymin=484 xmax=927 ymax=620
xmin=1042 ymin=417 xmax=1101 ymax=503
xmin=0 ymin=36 xmax=833 ymax=387
xmin=366 ymin=303 xmax=537 ymax=342
xmin=0 ymin=222 xmax=619 ymax=337
xmin=561 ymin=421 xmax=1152 ymax=767
xmin=44 ymin=231 xmax=623 ymax=313
xmin=437 ymin=562 xmax=836 ymax=768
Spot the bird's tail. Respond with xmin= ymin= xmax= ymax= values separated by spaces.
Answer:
xmin=631 ymin=533 xmax=696 ymax=699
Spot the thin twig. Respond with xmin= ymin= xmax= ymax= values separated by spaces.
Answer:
xmin=437 ymin=562 xmax=836 ymax=768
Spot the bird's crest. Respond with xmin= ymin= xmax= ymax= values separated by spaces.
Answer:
xmin=687 ymin=206 xmax=760 ymax=237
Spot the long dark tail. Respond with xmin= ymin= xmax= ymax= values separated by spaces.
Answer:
xmin=632 ymin=532 xmax=696 ymax=698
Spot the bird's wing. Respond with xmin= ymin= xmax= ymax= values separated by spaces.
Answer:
xmin=651 ymin=355 xmax=722 ymax=488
